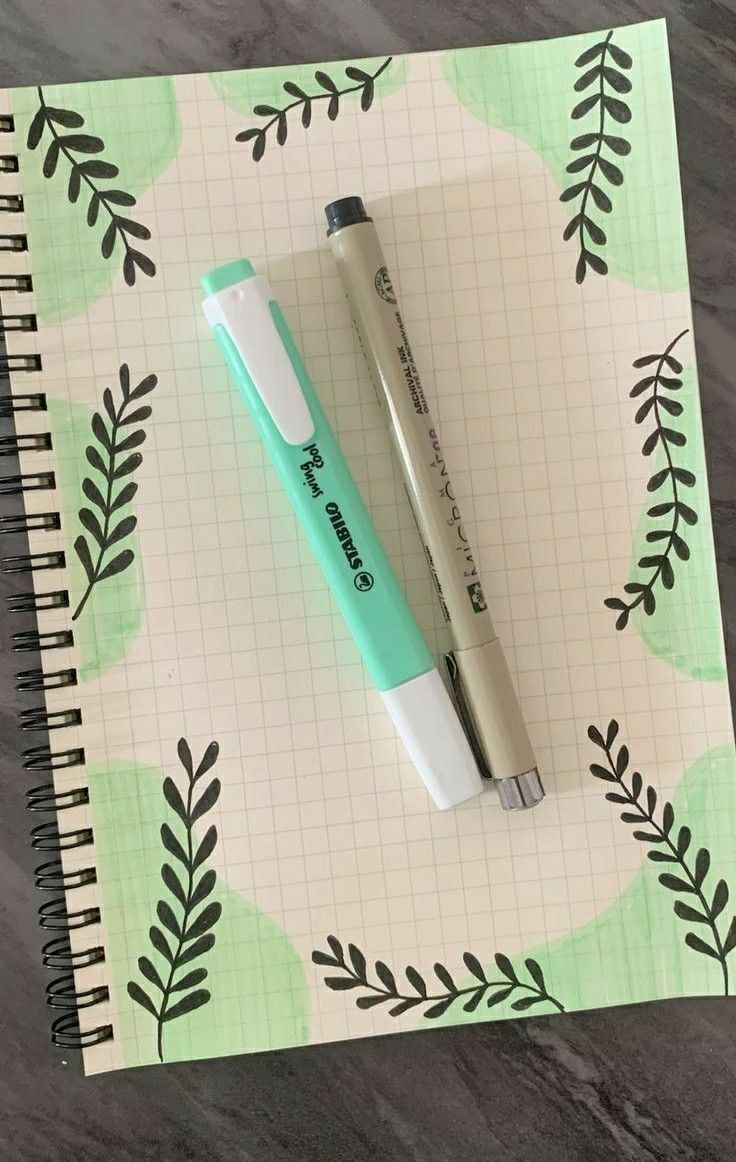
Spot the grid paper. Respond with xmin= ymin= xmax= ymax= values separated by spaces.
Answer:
xmin=2 ymin=19 xmax=735 ymax=1074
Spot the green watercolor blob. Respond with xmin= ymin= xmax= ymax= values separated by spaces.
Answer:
xmin=11 ymin=77 xmax=180 ymax=323
xmin=627 ymin=365 xmax=726 ymax=680
xmin=442 ymin=19 xmax=687 ymax=291
xmin=419 ymin=744 xmax=736 ymax=1031
xmin=210 ymin=53 xmax=407 ymax=122
xmin=49 ymin=398 xmax=144 ymax=681
xmin=89 ymin=760 xmax=310 ymax=1068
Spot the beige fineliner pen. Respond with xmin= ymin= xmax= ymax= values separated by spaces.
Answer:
xmin=325 ymin=196 xmax=544 ymax=810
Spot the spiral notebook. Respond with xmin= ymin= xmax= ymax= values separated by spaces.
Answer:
xmin=2 ymin=18 xmax=735 ymax=1075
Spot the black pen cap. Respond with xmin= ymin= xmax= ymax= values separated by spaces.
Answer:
xmin=324 ymin=196 xmax=372 ymax=235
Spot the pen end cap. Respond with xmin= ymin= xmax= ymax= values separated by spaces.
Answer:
xmin=325 ymin=195 xmax=371 ymax=235
xmin=497 ymin=769 xmax=545 ymax=811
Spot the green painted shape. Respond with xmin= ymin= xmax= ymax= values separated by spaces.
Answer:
xmin=628 ymin=366 xmax=726 ymax=680
xmin=89 ymin=760 xmax=310 ymax=1067
xmin=210 ymin=53 xmax=407 ymax=121
xmin=11 ymin=77 xmax=180 ymax=323
xmin=442 ymin=19 xmax=687 ymax=291
xmin=48 ymin=398 xmax=143 ymax=681
xmin=420 ymin=744 xmax=736 ymax=1030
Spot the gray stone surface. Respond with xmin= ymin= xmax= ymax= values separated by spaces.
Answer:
xmin=1 ymin=1 xmax=735 ymax=1158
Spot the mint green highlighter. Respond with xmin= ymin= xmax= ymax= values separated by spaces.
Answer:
xmin=201 ymin=259 xmax=482 ymax=808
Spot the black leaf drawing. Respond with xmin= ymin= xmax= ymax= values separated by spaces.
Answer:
xmin=127 ymin=739 xmax=222 ymax=1062
xmin=560 ymin=31 xmax=633 ymax=282
xmin=27 ymin=87 xmax=156 ymax=285
xmin=235 ymin=58 xmax=392 ymax=159
xmin=72 ymin=364 xmax=157 ymax=619
xmin=312 ymin=942 xmax=564 ymax=1017
xmin=588 ymin=720 xmax=735 ymax=994
xmin=605 ymin=329 xmax=694 ymax=629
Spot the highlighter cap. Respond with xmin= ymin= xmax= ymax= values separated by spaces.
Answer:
xmin=381 ymin=669 xmax=484 ymax=809
xmin=201 ymin=258 xmax=255 ymax=297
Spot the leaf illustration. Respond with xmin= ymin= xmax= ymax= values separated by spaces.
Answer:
xmin=178 ymin=932 xmax=215 ymax=968
xmin=673 ymin=901 xmax=709 ymax=925
xmin=607 ymin=43 xmax=633 ymax=69
xmin=138 ymin=955 xmax=165 ymax=991
xmin=348 ymin=944 xmax=367 ymax=979
xmin=462 ymin=990 xmax=484 ymax=1013
xmin=559 ymin=30 xmax=633 ymax=281
xmin=192 ymin=824 xmax=217 ymax=871
xmin=161 ymin=822 xmax=188 ymax=866
xmin=511 ymin=995 xmax=540 ymax=1012
xmin=713 ymin=880 xmax=729 ymax=918
xmin=185 ymin=901 xmax=222 ymax=942
xmin=96 ymin=549 xmax=135 ymax=583
xmin=405 ymin=965 xmax=427 ymax=995
xmin=424 ymin=997 xmax=454 ymax=1019
xmin=463 ymin=952 xmax=486 ymax=982
xmin=434 ymin=963 xmax=455 ymax=992
xmin=157 ymin=899 xmax=182 ymax=940
xmin=575 ymin=43 xmax=606 ymax=67
xmin=177 ymin=737 xmax=193 ymax=777
xmin=685 ymin=933 xmax=719 ymax=961
xmin=356 ymin=994 xmax=390 ymax=1010
xmin=494 ymin=953 xmax=517 ymax=982
xmin=162 ymin=989 xmax=211 ymax=1022
xmin=486 ymin=985 xmax=515 ymax=1008
xmin=189 ymin=868 xmax=216 ymax=910
xmin=235 ymin=57 xmax=393 ymax=157
xmin=170 ymin=967 xmax=208 ymax=993
xmin=149 ymin=925 xmax=173 ymax=964
xmin=325 ymin=976 xmax=360 ymax=990
xmin=327 ymin=935 xmax=343 ymax=961
xmin=312 ymin=949 xmax=338 ymax=967
xmin=375 ymin=960 xmax=396 ymax=991
xmin=389 ymin=998 xmax=420 ymax=1017
xmin=163 ymin=776 xmax=188 ymax=823
xmin=606 ymin=330 xmax=694 ymax=626
xmin=161 ymin=863 xmax=187 ymax=908
xmin=190 ymin=777 xmax=222 ymax=824
xmin=27 ymin=86 xmax=156 ymax=283
xmin=71 ymin=363 xmax=157 ymax=620
xmin=107 ymin=514 xmax=136 ymax=546
xmin=127 ymin=980 xmax=158 ymax=1019
xmin=195 ymin=741 xmax=220 ymax=779
xmin=659 ymin=873 xmax=695 ymax=894
xmin=82 ymin=477 xmax=105 ymax=509
xmin=74 ymin=535 xmax=95 ymax=583
xmin=589 ymin=719 xmax=734 ymax=994
xmin=127 ymin=739 xmax=223 ymax=1061
xmin=524 ymin=959 xmax=546 ymax=991
xmin=311 ymin=940 xmax=564 ymax=1018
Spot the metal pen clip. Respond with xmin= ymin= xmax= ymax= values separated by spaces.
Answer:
xmin=444 ymin=652 xmax=494 ymax=781
xmin=446 ymin=651 xmax=545 ymax=809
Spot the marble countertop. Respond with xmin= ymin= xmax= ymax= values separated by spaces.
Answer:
xmin=2 ymin=1 xmax=735 ymax=1158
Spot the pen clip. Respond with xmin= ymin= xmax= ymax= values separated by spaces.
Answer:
xmin=445 ymin=652 xmax=494 ymax=781
xmin=203 ymin=274 xmax=314 ymax=446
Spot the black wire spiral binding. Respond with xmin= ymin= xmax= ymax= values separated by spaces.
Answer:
xmin=1 ymin=114 xmax=112 ymax=1051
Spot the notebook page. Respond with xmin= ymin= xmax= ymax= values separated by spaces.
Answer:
xmin=3 ymin=18 xmax=734 ymax=1074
